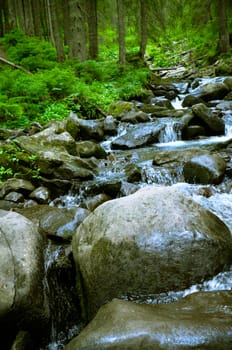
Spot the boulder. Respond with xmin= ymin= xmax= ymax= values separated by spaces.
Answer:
xmin=192 ymin=103 xmax=225 ymax=135
xmin=182 ymin=94 xmax=204 ymax=107
xmin=0 ymin=178 xmax=35 ymax=199
xmin=66 ymin=113 xmax=104 ymax=141
xmin=183 ymin=153 xmax=227 ymax=184
xmin=192 ymin=82 xmax=229 ymax=101
xmin=65 ymin=291 xmax=232 ymax=350
xmin=111 ymin=122 xmax=164 ymax=149
xmin=0 ymin=210 xmax=48 ymax=346
xmin=76 ymin=141 xmax=107 ymax=158
xmin=121 ymin=110 xmax=150 ymax=123
xmin=72 ymin=186 xmax=232 ymax=320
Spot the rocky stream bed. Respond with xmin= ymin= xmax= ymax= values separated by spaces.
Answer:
xmin=0 ymin=73 xmax=232 ymax=349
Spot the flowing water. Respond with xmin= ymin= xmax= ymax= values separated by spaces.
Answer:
xmin=44 ymin=76 xmax=232 ymax=349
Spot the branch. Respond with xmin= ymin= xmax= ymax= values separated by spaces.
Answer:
xmin=0 ymin=56 xmax=33 ymax=74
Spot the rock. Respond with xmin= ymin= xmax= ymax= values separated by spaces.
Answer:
xmin=124 ymin=163 xmax=142 ymax=182
xmin=17 ymin=122 xmax=77 ymax=156
xmin=103 ymin=116 xmax=118 ymax=135
xmin=0 ymin=210 xmax=48 ymax=346
xmin=29 ymin=186 xmax=51 ymax=204
xmin=121 ymin=110 xmax=150 ymax=123
xmin=66 ymin=113 xmax=104 ymax=141
xmin=72 ymin=186 xmax=232 ymax=320
xmin=0 ymin=178 xmax=35 ymax=199
xmin=65 ymin=112 xmax=80 ymax=139
xmin=182 ymin=94 xmax=204 ymax=107
xmin=39 ymin=206 xmax=90 ymax=241
xmin=150 ymin=96 xmax=174 ymax=109
xmin=76 ymin=141 xmax=107 ymax=158
xmin=224 ymin=77 xmax=232 ymax=91
xmin=4 ymin=191 xmax=24 ymax=203
xmin=183 ymin=153 xmax=226 ymax=184
xmin=192 ymin=82 xmax=229 ymax=101
xmin=182 ymin=125 xmax=206 ymax=139
xmin=65 ymin=291 xmax=232 ymax=350
xmin=192 ymin=103 xmax=225 ymax=135
xmin=111 ymin=122 xmax=164 ymax=149
xmin=83 ymin=193 xmax=111 ymax=212
xmin=109 ymin=101 xmax=136 ymax=118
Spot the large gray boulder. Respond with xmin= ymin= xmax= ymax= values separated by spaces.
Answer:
xmin=0 ymin=210 xmax=48 ymax=345
xmin=65 ymin=291 xmax=232 ymax=350
xmin=72 ymin=186 xmax=232 ymax=320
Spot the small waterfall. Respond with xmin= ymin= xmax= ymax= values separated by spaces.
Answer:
xmin=42 ymin=242 xmax=83 ymax=350
xmin=141 ymin=161 xmax=183 ymax=185
xmin=158 ymin=118 xmax=182 ymax=143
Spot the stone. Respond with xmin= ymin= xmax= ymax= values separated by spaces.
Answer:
xmin=183 ymin=153 xmax=226 ymax=184
xmin=76 ymin=141 xmax=107 ymax=158
xmin=192 ymin=103 xmax=225 ymax=135
xmin=192 ymin=82 xmax=229 ymax=101
xmin=64 ymin=291 xmax=232 ymax=350
xmin=72 ymin=186 xmax=232 ymax=320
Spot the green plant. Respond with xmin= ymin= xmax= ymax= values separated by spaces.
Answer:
xmin=0 ymin=166 xmax=13 ymax=183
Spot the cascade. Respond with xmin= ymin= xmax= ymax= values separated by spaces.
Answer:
xmin=41 ymin=75 xmax=232 ymax=349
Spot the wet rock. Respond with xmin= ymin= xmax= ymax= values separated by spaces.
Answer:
xmin=182 ymin=94 xmax=204 ymax=107
xmin=192 ymin=82 xmax=229 ymax=102
xmin=111 ymin=122 xmax=164 ymax=149
xmin=39 ymin=206 xmax=90 ymax=241
xmin=103 ymin=116 xmax=118 ymax=135
xmin=29 ymin=186 xmax=51 ymax=204
xmin=4 ymin=191 xmax=24 ymax=203
xmin=182 ymin=125 xmax=206 ymax=139
xmin=83 ymin=193 xmax=111 ymax=212
xmin=192 ymin=103 xmax=225 ymax=135
xmin=0 ymin=210 xmax=48 ymax=347
xmin=150 ymin=96 xmax=174 ymax=109
xmin=65 ymin=291 xmax=232 ymax=350
xmin=76 ymin=141 xmax=107 ymax=158
xmin=17 ymin=122 xmax=77 ymax=156
xmin=183 ymin=153 xmax=227 ymax=184
xmin=0 ymin=178 xmax=35 ymax=198
xmin=66 ymin=113 xmax=104 ymax=141
xmin=72 ymin=186 xmax=232 ymax=320
xmin=121 ymin=110 xmax=150 ymax=123
xmin=124 ymin=163 xmax=142 ymax=182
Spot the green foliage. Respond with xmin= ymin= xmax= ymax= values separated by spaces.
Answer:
xmin=0 ymin=142 xmax=41 ymax=182
xmin=1 ymin=30 xmax=57 ymax=71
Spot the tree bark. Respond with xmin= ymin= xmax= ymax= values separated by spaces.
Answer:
xmin=87 ymin=0 xmax=98 ymax=59
xmin=48 ymin=0 xmax=65 ymax=62
xmin=68 ymin=0 xmax=87 ymax=61
xmin=139 ymin=0 xmax=147 ymax=58
xmin=117 ymin=0 xmax=126 ymax=65
xmin=217 ymin=0 xmax=230 ymax=53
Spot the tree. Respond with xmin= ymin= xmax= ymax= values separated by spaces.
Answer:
xmin=47 ymin=0 xmax=65 ymax=61
xmin=87 ymin=0 xmax=98 ymax=59
xmin=139 ymin=0 xmax=147 ymax=58
xmin=67 ymin=0 xmax=87 ymax=60
xmin=117 ymin=0 xmax=126 ymax=65
xmin=217 ymin=0 xmax=230 ymax=53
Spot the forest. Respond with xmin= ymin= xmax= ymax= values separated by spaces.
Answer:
xmin=0 ymin=0 xmax=231 ymax=129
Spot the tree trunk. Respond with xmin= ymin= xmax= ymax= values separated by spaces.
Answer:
xmin=48 ymin=0 xmax=65 ymax=62
xmin=139 ymin=0 xmax=147 ymax=58
xmin=217 ymin=0 xmax=230 ymax=53
xmin=117 ymin=0 xmax=126 ymax=65
xmin=87 ymin=0 xmax=98 ymax=59
xmin=23 ymin=0 xmax=35 ymax=35
xmin=68 ymin=0 xmax=87 ymax=61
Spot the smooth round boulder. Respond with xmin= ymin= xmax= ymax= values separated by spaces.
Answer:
xmin=72 ymin=186 xmax=232 ymax=320
xmin=0 ymin=210 xmax=48 ymax=346
xmin=64 ymin=291 xmax=232 ymax=350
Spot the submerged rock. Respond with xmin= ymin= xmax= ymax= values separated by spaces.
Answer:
xmin=72 ymin=186 xmax=232 ymax=320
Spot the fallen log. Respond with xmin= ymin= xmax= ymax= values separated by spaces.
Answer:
xmin=0 ymin=56 xmax=32 ymax=74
